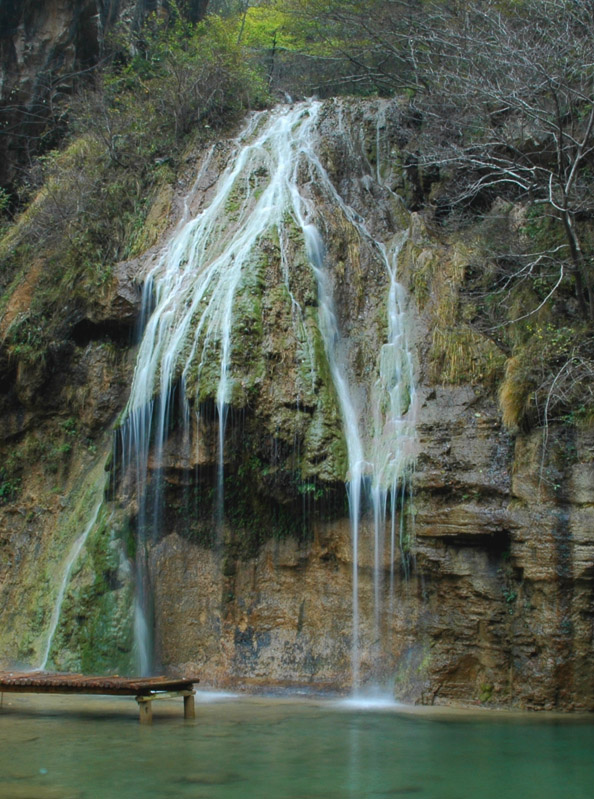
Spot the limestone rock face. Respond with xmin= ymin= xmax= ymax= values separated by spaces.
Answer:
xmin=411 ymin=385 xmax=594 ymax=710
xmin=126 ymin=102 xmax=594 ymax=709
xmin=0 ymin=97 xmax=593 ymax=711
xmin=1 ymin=0 xmax=107 ymax=186
xmin=145 ymin=367 xmax=594 ymax=710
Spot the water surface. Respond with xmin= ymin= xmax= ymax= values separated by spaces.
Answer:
xmin=1 ymin=693 xmax=592 ymax=798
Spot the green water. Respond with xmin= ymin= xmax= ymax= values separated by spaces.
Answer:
xmin=0 ymin=693 xmax=593 ymax=799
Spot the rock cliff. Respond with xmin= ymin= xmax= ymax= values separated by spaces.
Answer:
xmin=0 ymin=96 xmax=593 ymax=711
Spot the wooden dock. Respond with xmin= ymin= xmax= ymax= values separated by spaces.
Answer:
xmin=0 ymin=672 xmax=199 ymax=724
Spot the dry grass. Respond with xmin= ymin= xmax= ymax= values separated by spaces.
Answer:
xmin=430 ymin=326 xmax=505 ymax=387
xmin=499 ymin=356 xmax=533 ymax=431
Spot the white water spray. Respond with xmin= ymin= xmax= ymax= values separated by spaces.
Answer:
xmin=119 ymin=99 xmax=416 ymax=687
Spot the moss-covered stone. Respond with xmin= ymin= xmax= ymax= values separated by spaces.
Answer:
xmin=48 ymin=508 xmax=135 ymax=675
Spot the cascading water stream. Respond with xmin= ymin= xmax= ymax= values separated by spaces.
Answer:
xmin=118 ymin=99 xmax=416 ymax=687
xmin=370 ymin=232 xmax=416 ymax=673
xmin=38 ymin=502 xmax=102 ymax=671
xmin=295 ymin=120 xmax=417 ymax=688
xmin=302 ymin=223 xmax=366 ymax=692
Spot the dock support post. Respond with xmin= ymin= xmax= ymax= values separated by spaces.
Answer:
xmin=183 ymin=692 xmax=195 ymax=720
xmin=137 ymin=696 xmax=153 ymax=725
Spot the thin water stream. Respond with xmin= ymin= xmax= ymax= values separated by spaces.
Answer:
xmin=38 ymin=503 xmax=103 ymax=672
xmin=0 ymin=694 xmax=593 ymax=799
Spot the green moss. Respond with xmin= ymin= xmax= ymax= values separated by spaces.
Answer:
xmin=188 ymin=337 xmax=223 ymax=404
xmin=49 ymin=508 xmax=135 ymax=675
xmin=0 ymin=427 xmax=76 ymax=490
xmin=0 ymin=440 xmax=135 ymax=673
xmin=0 ymin=468 xmax=21 ymax=505
xmin=159 ymin=479 xmax=218 ymax=549
xmin=393 ymin=641 xmax=432 ymax=701
xmin=0 ymin=451 xmax=109 ymax=667
xmin=299 ymin=311 xmax=348 ymax=482
xmin=223 ymin=481 xmax=307 ymax=558
xmin=228 ymin=248 xmax=268 ymax=404
xmin=520 ymin=205 xmax=565 ymax=252
xmin=127 ymin=182 xmax=174 ymax=257
xmin=480 ymin=683 xmax=494 ymax=703
xmin=224 ymin=183 xmax=245 ymax=218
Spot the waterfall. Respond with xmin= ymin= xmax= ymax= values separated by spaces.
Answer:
xmin=117 ymin=99 xmax=416 ymax=686
xmin=303 ymin=223 xmax=366 ymax=691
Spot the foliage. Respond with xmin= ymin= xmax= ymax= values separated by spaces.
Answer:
xmin=0 ymin=188 xmax=10 ymax=213
xmin=288 ymin=0 xmax=594 ymax=427
xmin=271 ymin=0 xmax=594 ymax=317
xmin=206 ymin=0 xmax=384 ymax=96
xmin=0 ymin=468 xmax=20 ymax=505
xmin=278 ymin=0 xmax=422 ymax=95
xmin=0 ymin=14 xmax=266 ymax=370
xmin=499 ymin=325 xmax=594 ymax=430
xmin=107 ymin=14 xmax=268 ymax=141
xmin=409 ymin=0 xmax=594 ymax=323
xmin=240 ymin=4 xmax=304 ymax=52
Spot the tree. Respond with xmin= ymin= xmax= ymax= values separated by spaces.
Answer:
xmin=288 ymin=1 xmax=594 ymax=313
xmin=284 ymin=0 xmax=424 ymax=94
xmin=178 ymin=0 xmax=210 ymax=23
xmin=409 ymin=0 xmax=594 ymax=322
xmin=278 ymin=0 xmax=594 ymax=426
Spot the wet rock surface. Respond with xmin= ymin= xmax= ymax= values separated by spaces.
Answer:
xmin=0 ymin=98 xmax=592 ymax=710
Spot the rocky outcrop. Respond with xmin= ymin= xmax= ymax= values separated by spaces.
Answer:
xmin=136 ymin=316 xmax=594 ymax=711
xmin=1 ymin=0 xmax=110 ymax=187
xmin=0 ymin=253 xmax=139 ymax=671
xmin=411 ymin=385 xmax=594 ymax=710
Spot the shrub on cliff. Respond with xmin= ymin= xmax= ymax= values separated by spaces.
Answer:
xmin=0 ymin=14 xmax=267 ymax=371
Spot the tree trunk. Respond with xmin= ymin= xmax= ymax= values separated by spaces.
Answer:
xmin=562 ymin=211 xmax=594 ymax=321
